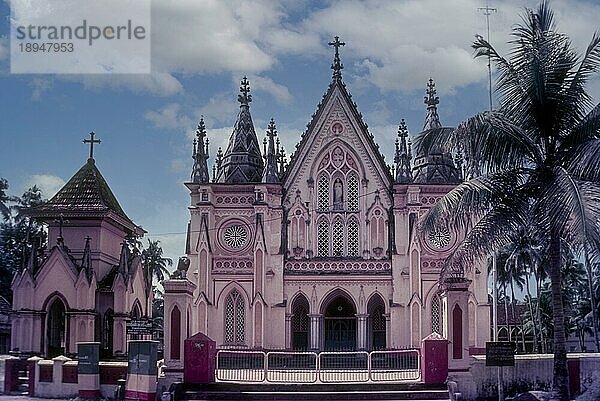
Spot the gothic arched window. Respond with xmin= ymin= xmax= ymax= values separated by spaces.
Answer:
xmin=224 ymin=289 xmax=245 ymax=345
xmin=317 ymin=175 xmax=329 ymax=211
xmin=347 ymin=175 xmax=359 ymax=211
xmin=431 ymin=293 xmax=443 ymax=335
xmin=317 ymin=219 xmax=329 ymax=257
xmin=332 ymin=219 xmax=344 ymax=257
xmin=347 ymin=219 xmax=359 ymax=257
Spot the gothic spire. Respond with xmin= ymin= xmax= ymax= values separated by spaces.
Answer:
xmin=423 ymin=78 xmax=442 ymax=130
xmin=328 ymin=35 xmax=346 ymax=82
xmin=412 ymin=78 xmax=460 ymax=184
xmin=118 ymin=241 xmax=130 ymax=283
xmin=262 ymin=118 xmax=280 ymax=183
xmin=215 ymin=77 xmax=264 ymax=183
xmin=394 ymin=119 xmax=413 ymax=183
xmin=81 ymin=236 xmax=93 ymax=282
xmin=191 ymin=117 xmax=210 ymax=184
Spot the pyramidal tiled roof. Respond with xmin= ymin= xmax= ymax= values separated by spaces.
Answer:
xmin=28 ymin=159 xmax=134 ymax=226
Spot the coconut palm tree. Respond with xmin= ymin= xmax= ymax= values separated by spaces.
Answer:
xmin=0 ymin=178 xmax=16 ymax=221
xmin=416 ymin=3 xmax=600 ymax=399
xmin=141 ymin=239 xmax=173 ymax=286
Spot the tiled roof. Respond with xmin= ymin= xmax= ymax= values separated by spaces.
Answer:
xmin=28 ymin=159 xmax=132 ymax=224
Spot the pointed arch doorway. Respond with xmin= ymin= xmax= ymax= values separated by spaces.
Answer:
xmin=322 ymin=293 xmax=356 ymax=351
xmin=46 ymin=298 xmax=66 ymax=357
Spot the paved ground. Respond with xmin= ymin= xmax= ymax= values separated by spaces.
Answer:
xmin=0 ymin=397 xmax=73 ymax=401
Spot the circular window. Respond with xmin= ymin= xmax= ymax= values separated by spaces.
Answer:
xmin=223 ymin=224 xmax=249 ymax=249
xmin=428 ymin=227 xmax=451 ymax=249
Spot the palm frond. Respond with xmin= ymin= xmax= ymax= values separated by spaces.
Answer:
xmin=566 ymin=139 xmax=600 ymax=182
xmin=537 ymin=167 xmax=600 ymax=251
xmin=440 ymin=196 xmax=529 ymax=277
xmin=419 ymin=169 xmax=527 ymax=235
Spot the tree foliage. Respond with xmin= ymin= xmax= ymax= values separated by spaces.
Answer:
xmin=416 ymin=3 xmax=600 ymax=399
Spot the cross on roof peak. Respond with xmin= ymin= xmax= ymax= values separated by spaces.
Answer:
xmin=83 ymin=131 xmax=101 ymax=162
xmin=328 ymin=35 xmax=346 ymax=81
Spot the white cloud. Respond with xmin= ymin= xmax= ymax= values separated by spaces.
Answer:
xmin=23 ymin=174 xmax=65 ymax=199
xmin=28 ymin=78 xmax=53 ymax=101
xmin=144 ymin=103 xmax=195 ymax=138
xmin=247 ymin=75 xmax=293 ymax=104
xmin=76 ymin=73 xmax=183 ymax=96
xmin=0 ymin=37 xmax=8 ymax=62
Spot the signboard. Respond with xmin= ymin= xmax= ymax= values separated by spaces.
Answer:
xmin=486 ymin=341 xmax=516 ymax=366
xmin=78 ymin=342 xmax=100 ymax=374
xmin=128 ymin=341 xmax=158 ymax=376
xmin=127 ymin=319 xmax=153 ymax=334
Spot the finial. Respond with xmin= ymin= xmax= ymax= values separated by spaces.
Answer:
xmin=263 ymin=137 xmax=267 ymax=157
xmin=212 ymin=164 xmax=216 ymax=182
xmin=423 ymin=78 xmax=442 ymax=130
xmin=262 ymin=118 xmax=280 ymax=183
xmin=398 ymin=118 xmax=408 ymax=139
xmin=238 ymin=76 xmax=252 ymax=105
xmin=424 ymin=78 xmax=439 ymax=108
xmin=83 ymin=131 xmax=101 ymax=162
xmin=216 ymin=147 xmax=223 ymax=168
xmin=328 ymin=35 xmax=346 ymax=81
xmin=191 ymin=116 xmax=210 ymax=183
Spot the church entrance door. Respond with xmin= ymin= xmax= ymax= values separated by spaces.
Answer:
xmin=47 ymin=298 xmax=66 ymax=358
xmin=323 ymin=296 xmax=356 ymax=351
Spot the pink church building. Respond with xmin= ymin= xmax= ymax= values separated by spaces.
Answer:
xmin=10 ymin=149 xmax=151 ymax=358
xmin=163 ymin=41 xmax=490 ymax=373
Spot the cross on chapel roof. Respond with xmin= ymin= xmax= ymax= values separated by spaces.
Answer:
xmin=328 ymin=35 xmax=346 ymax=81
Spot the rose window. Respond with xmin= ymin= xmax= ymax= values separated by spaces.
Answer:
xmin=223 ymin=224 xmax=248 ymax=249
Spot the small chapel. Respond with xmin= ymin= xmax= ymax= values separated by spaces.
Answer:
xmin=163 ymin=38 xmax=490 ymax=371
xmin=10 ymin=139 xmax=152 ymax=358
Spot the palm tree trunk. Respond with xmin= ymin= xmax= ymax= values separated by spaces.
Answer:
xmin=549 ymin=230 xmax=569 ymax=401
xmin=525 ymin=272 xmax=538 ymax=353
xmin=504 ymin=283 xmax=511 ymax=341
xmin=510 ymin=278 xmax=520 ymax=350
xmin=584 ymin=251 xmax=600 ymax=352
xmin=536 ymin=272 xmax=546 ymax=353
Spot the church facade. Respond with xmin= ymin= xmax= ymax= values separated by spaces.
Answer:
xmin=10 ymin=148 xmax=152 ymax=358
xmin=163 ymin=42 xmax=490 ymax=370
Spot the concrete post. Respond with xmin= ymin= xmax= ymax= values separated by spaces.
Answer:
xmin=441 ymin=278 xmax=471 ymax=372
xmin=309 ymin=314 xmax=321 ymax=351
xmin=356 ymin=314 xmax=369 ymax=350
xmin=77 ymin=342 xmax=101 ymax=400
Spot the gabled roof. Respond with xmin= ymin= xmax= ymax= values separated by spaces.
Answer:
xmin=28 ymin=159 xmax=138 ymax=230
xmin=283 ymin=78 xmax=392 ymax=184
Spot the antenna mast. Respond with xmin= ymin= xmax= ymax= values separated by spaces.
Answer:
xmin=478 ymin=0 xmax=496 ymax=111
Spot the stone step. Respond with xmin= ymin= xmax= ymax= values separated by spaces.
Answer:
xmin=177 ymin=383 xmax=450 ymax=401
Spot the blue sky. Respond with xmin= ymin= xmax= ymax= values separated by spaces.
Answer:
xmin=1 ymin=0 xmax=599 ymax=265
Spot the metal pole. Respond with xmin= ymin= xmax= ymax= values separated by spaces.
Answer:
xmin=493 ymin=254 xmax=504 ymax=401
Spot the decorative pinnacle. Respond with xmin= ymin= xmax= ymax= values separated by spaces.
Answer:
xmin=424 ymin=78 xmax=439 ymax=108
xmin=398 ymin=118 xmax=408 ymax=140
xmin=328 ymin=35 xmax=345 ymax=81
xmin=238 ymin=76 xmax=252 ymax=105
xmin=196 ymin=117 xmax=207 ymax=142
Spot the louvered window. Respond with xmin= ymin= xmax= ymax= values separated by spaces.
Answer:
xmin=348 ymin=219 xmax=359 ymax=257
xmin=347 ymin=175 xmax=359 ymax=211
xmin=224 ymin=289 xmax=245 ymax=344
xmin=317 ymin=175 xmax=329 ymax=211
xmin=317 ymin=219 xmax=329 ymax=257
xmin=332 ymin=219 xmax=344 ymax=257
xmin=431 ymin=293 xmax=442 ymax=335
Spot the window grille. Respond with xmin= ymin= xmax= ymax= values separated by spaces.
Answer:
xmin=431 ymin=293 xmax=442 ymax=334
xmin=347 ymin=219 xmax=359 ymax=257
xmin=347 ymin=175 xmax=359 ymax=211
xmin=317 ymin=219 xmax=329 ymax=257
xmin=332 ymin=219 xmax=344 ymax=257
xmin=225 ymin=289 xmax=245 ymax=344
xmin=317 ymin=175 xmax=329 ymax=211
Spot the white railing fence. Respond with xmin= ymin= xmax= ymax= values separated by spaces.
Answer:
xmin=215 ymin=349 xmax=420 ymax=383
